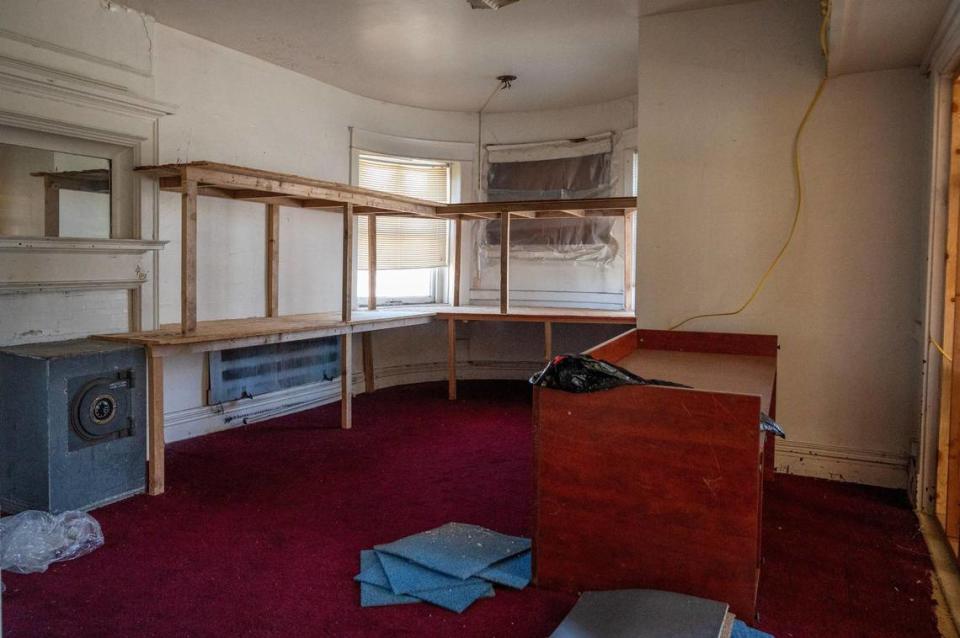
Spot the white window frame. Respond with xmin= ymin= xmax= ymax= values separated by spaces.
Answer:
xmin=349 ymin=132 xmax=476 ymax=307
xmin=355 ymin=152 xmax=453 ymax=306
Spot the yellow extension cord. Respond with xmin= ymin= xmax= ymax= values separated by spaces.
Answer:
xmin=667 ymin=1 xmax=832 ymax=331
xmin=932 ymin=337 xmax=953 ymax=363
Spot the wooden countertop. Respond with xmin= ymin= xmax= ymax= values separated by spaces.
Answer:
xmin=95 ymin=305 xmax=636 ymax=352
xmin=617 ymin=349 xmax=777 ymax=413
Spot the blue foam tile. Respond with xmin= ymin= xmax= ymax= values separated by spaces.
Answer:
xmin=411 ymin=580 xmax=495 ymax=614
xmin=477 ymin=550 xmax=531 ymax=589
xmin=360 ymin=581 xmax=421 ymax=607
xmin=732 ymin=620 xmax=775 ymax=638
xmin=355 ymin=550 xmax=393 ymax=588
xmin=376 ymin=550 xmax=487 ymax=595
xmin=374 ymin=522 xmax=531 ymax=580
xmin=357 ymin=550 xmax=420 ymax=608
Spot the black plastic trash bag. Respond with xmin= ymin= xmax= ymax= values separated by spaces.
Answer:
xmin=529 ymin=354 xmax=689 ymax=393
xmin=530 ymin=354 xmax=787 ymax=439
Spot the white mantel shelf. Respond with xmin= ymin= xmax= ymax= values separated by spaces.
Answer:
xmin=0 ymin=236 xmax=167 ymax=254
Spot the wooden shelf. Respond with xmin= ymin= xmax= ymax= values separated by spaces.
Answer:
xmin=136 ymin=161 xmax=439 ymax=217
xmin=135 ymin=162 xmax=637 ymax=220
xmin=129 ymin=160 xmax=641 ymax=496
xmin=96 ymin=305 xmax=635 ymax=350
xmin=96 ymin=308 xmax=438 ymax=351
xmin=433 ymin=305 xmax=635 ymax=324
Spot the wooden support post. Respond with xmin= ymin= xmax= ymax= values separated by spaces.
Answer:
xmin=367 ymin=215 xmax=377 ymax=310
xmin=342 ymin=203 xmax=354 ymax=323
xmin=453 ymin=217 xmax=462 ymax=307
xmin=447 ymin=318 xmax=457 ymax=400
xmin=341 ymin=333 xmax=352 ymax=429
xmin=544 ymin=321 xmax=553 ymax=362
xmin=43 ymin=178 xmax=59 ymax=237
xmin=146 ymin=348 xmax=165 ymax=495
xmin=362 ymin=332 xmax=375 ymax=394
xmin=266 ymin=203 xmax=280 ymax=317
xmin=499 ymin=212 xmax=510 ymax=314
xmin=181 ymin=176 xmax=199 ymax=333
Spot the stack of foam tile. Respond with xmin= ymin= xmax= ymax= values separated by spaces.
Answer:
xmin=355 ymin=522 xmax=532 ymax=613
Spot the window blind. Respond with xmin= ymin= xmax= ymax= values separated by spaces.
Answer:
xmin=357 ymin=155 xmax=450 ymax=270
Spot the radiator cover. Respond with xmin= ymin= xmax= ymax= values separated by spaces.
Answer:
xmin=0 ymin=339 xmax=146 ymax=512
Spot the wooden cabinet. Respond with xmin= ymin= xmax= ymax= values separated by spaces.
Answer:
xmin=532 ymin=328 xmax=778 ymax=620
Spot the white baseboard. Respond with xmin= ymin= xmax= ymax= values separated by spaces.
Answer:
xmin=775 ymin=440 xmax=911 ymax=489
xmin=164 ymin=360 xmax=540 ymax=443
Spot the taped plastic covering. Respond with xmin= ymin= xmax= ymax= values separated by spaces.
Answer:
xmin=487 ymin=152 xmax=613 ymax=202
xmin=0 ymin=510 xmax=103 ymax=578
xmin=479 ymin=216 xmax=619 ymax=266
xmin=476 ymin=135 xmax=622 ymax=278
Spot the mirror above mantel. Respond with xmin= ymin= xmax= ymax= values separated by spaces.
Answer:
xmin=0 ymin=142 xmax=112 ymax=238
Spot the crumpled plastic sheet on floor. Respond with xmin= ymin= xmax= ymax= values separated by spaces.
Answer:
xmin=355 ymin=522 xmax=531 ymax=613
xmin=0 ymin=510 xmax=104 ymax=590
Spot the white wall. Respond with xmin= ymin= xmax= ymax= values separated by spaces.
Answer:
xmin=154 ymin=25 xmax=479 ymax=323
xmin=149 ymin=25 xmax=639 ymax=435
xmin=636 ymin=0 xmax=929 ymax=487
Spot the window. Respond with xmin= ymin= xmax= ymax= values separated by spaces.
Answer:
xmin=357 ymin=154 xmax=452 ymax=305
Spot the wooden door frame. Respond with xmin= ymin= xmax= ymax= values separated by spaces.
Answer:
xmin=933 ymin=76 xmax=960 ymax=558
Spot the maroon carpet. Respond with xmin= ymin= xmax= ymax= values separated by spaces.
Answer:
xmin=2 ymin=381 xmax=942 ymax=637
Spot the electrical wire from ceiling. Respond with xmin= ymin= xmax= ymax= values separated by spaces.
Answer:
xmin=667 ymin=0 xmax=833 ymax=331
xmin=477 ymin=75 xmax=517 ymax=196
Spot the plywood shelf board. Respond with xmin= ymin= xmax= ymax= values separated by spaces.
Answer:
xmin=137 ymin=162 xmax=635 ymax=218
xmin=433 ymin=305 xmax=636 ymax=324
xmin=97 ymin=305 xmax=635 ymax=347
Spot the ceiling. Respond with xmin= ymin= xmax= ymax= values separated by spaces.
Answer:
xmin=119 ymin=0 xmax=641 ymax=113
xmin=119 ymin=0 xmax=950 ymax=113
xmin=828 ymin=0 xmax=950 ymax=77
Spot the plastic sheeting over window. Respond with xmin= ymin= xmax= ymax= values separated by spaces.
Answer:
xmin=486 ymin=152 xmax=612 ymax=202
xmin=481 ymin=216 xmax=618 ymax=265
xmin=478 ymin=134 xmax=620 ymax=272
